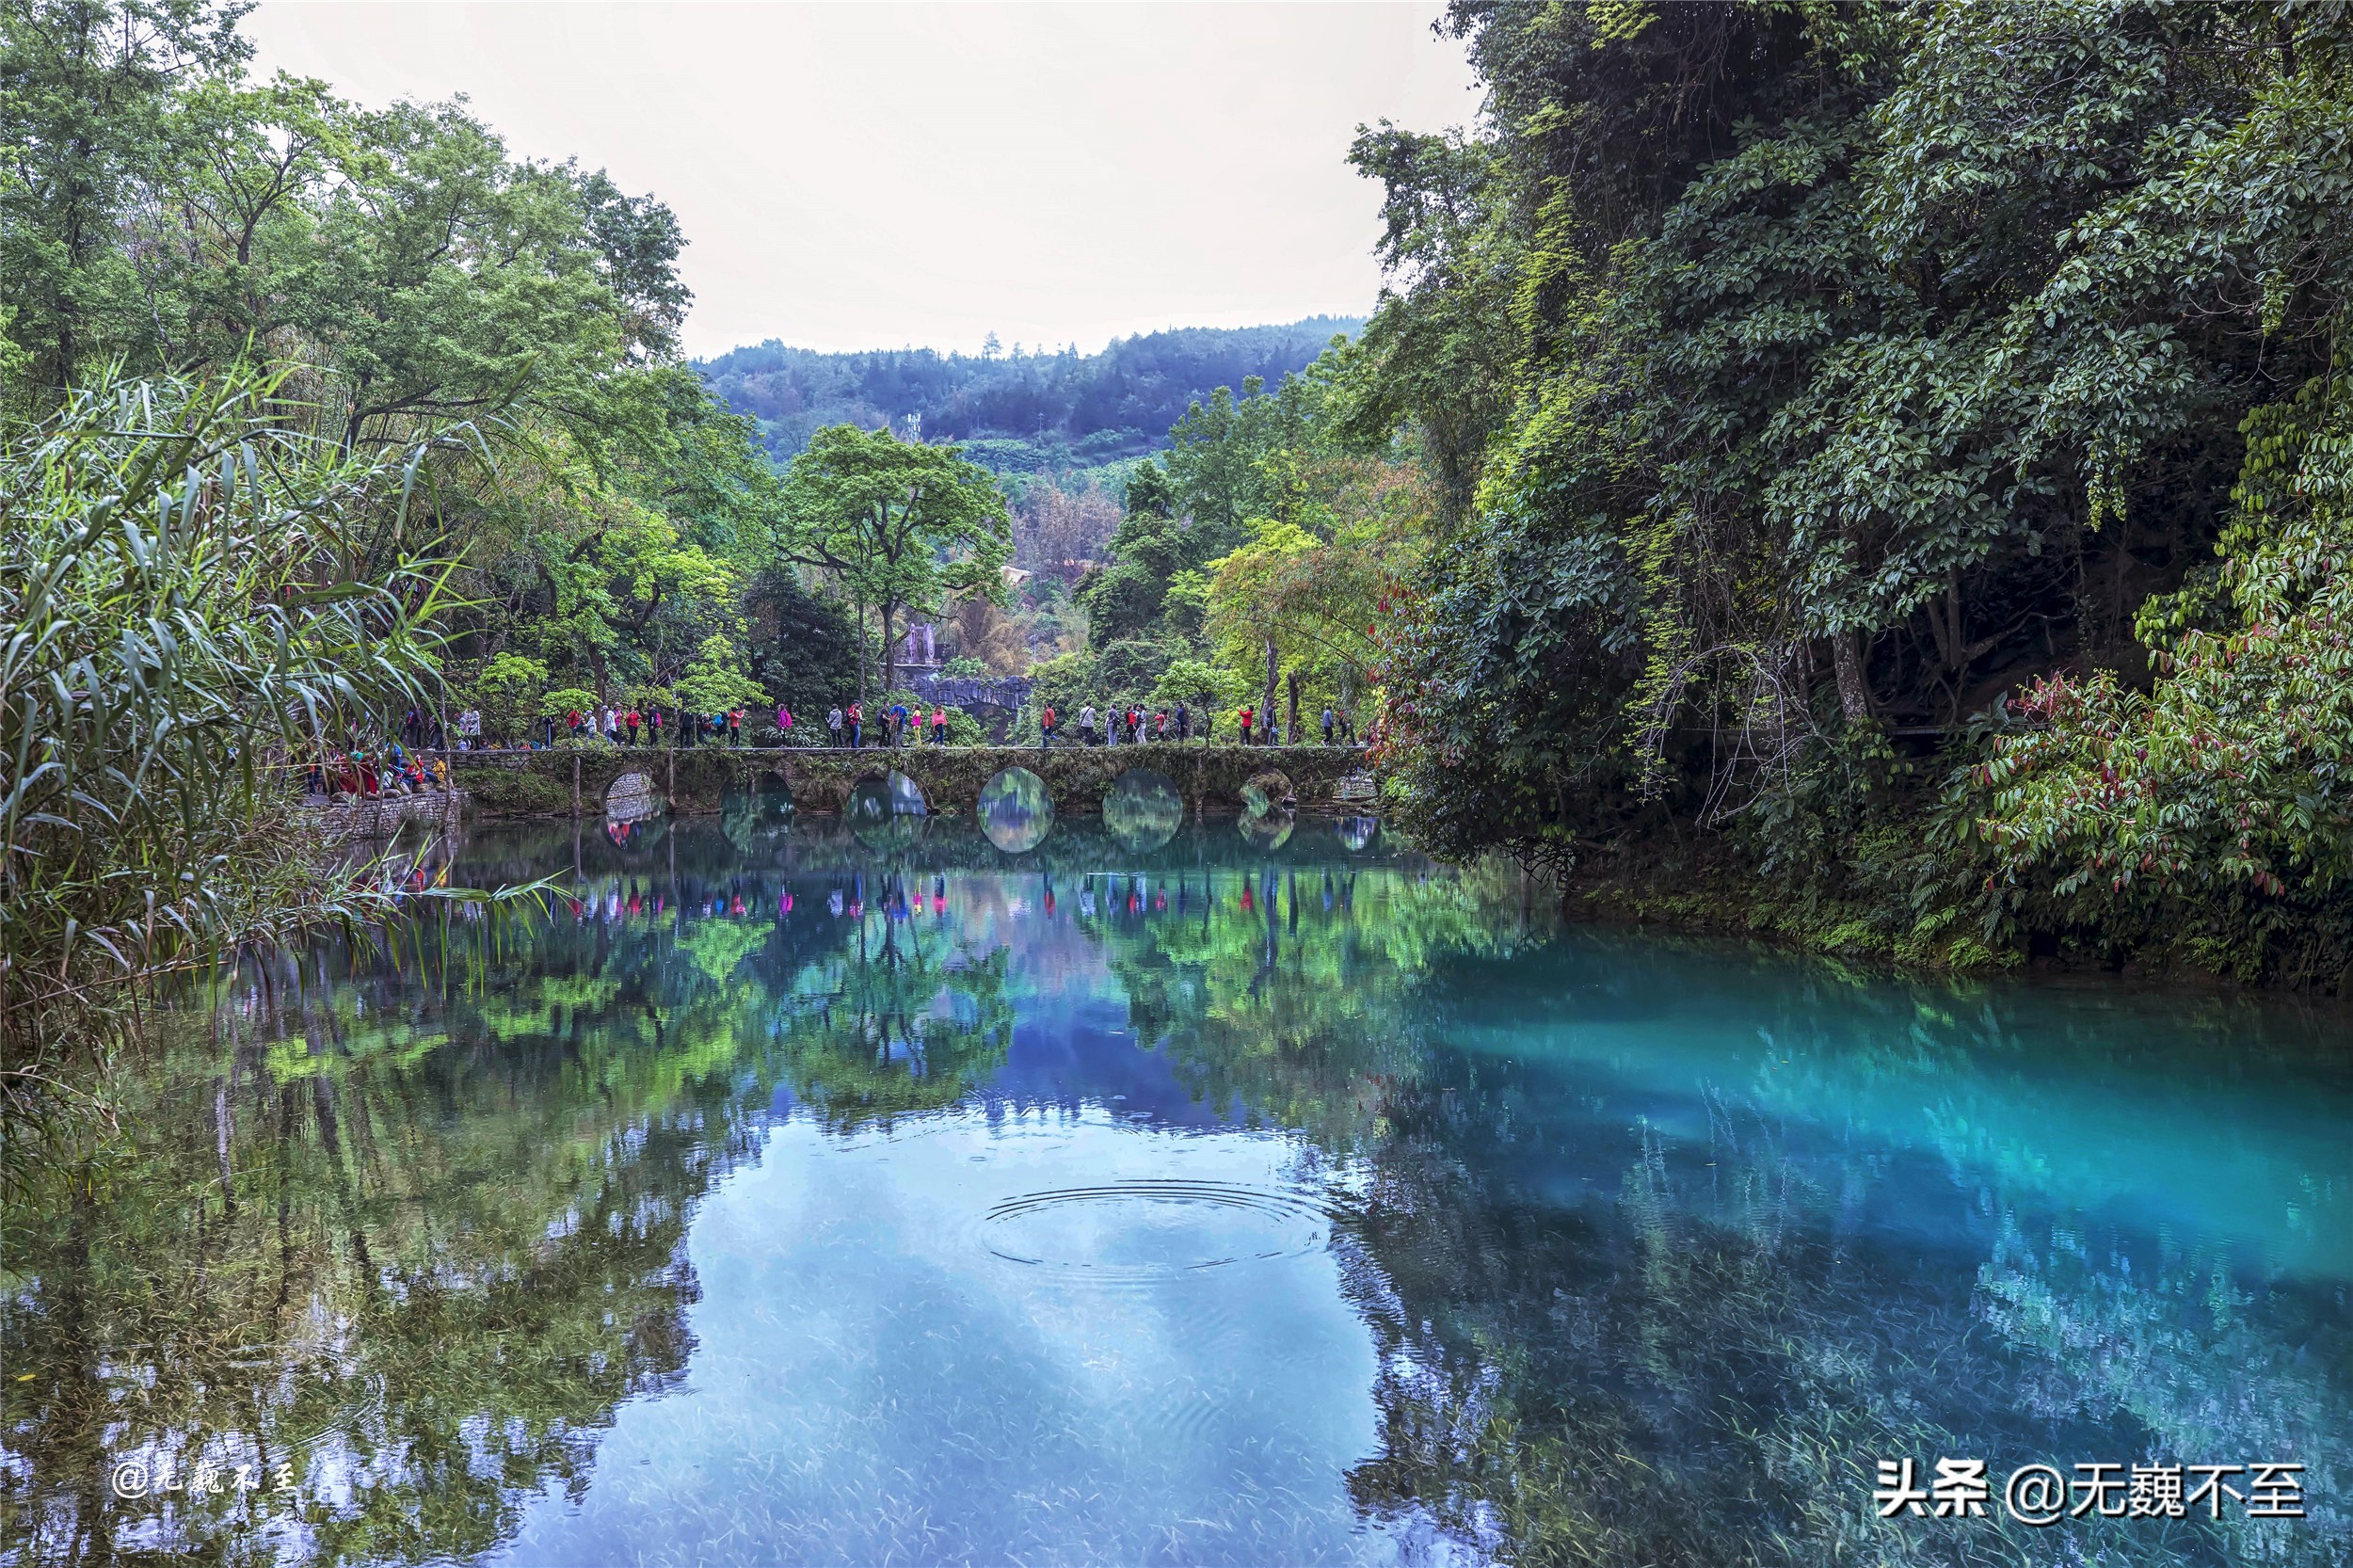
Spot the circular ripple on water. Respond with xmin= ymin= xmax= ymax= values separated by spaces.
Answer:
xmin=978 ymin=1179 xmax=1331 ymax=1282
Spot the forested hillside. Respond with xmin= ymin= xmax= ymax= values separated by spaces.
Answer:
xmin=696 ymin=318 xmax=1358 ymax=479
xmin=1330 ymin=0 xmax=2353 ymax=984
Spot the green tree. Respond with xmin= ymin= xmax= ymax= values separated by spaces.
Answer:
xmin=0 ymin=0 xmax=252 ymax=393
xmin=776 ymin=424 xmax=1012 ymax=697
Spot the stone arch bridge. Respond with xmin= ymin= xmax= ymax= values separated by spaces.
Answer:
xmin=440 ymin=744 xmax=1375 ymax=819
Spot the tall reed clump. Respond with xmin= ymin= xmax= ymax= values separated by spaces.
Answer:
xmin=0 ymin=366 xmax=462 ymax=1189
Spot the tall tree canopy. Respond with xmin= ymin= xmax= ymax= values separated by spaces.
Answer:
xmin=1349 ymin=0 xmax=2353 ymax=981
xmin=776 ymin=424 xmax=1012 ymax=696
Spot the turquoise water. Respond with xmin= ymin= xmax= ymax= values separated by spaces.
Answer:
xmin=1 ymin=816 xmax=2347 ymax=1566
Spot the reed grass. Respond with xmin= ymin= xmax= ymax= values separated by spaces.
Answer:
xmin=0 ymin=364 xmax=472 ymax=1191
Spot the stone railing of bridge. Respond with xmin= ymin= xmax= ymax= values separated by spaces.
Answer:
xmin=436 ymin=743 xmax=1374 ymax=819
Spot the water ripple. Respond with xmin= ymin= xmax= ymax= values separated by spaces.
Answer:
xmin=978 ymin=1179 xmax=1333 ymax=1282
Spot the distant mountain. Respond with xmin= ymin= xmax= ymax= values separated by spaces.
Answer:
xmin=695 ymin=316 xmax=1360 ymax=477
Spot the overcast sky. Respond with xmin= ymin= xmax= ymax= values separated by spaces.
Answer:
xmin=246 ymin=3 xmax=1482 ymax=360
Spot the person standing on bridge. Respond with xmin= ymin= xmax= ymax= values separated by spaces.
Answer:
xmin=827 ymin=705 xmax=843 ymax=745
xmin=847 ymin=701 xmax=863 ymax=749
xmin=1080 ymin=704 xmax=1096 ymax=745
xmin=1040 ymin=703 xmax=1056 ymax=752
xmin=776 ymin=704 xmax=792 ymax=742
xmin=625 ymin=707 xmax=640 ymax=745
xmin=1239 ymin=705 xmax=1254 ymax=745
xmin=930 ymin=707 xmax=946 ymax=745
xmin=1322 ymin=706 xmax=1337 ymax=745
xmin=1176 ymin=700 xmax=1190 ymax=741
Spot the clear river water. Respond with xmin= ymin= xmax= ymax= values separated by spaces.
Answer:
xmin=2 ymin=798 xmax=2348 ymax=1567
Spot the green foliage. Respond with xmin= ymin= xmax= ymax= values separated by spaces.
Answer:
xmin=1357 ymin=0 xmax=2353 ymax=981
xmin=1151 ymin=658 xmax=1250 ymax=712
xmin=1972 ymin=350 xmax=2353 ymax=982
xmin=0 ymin=365 xmax=457 ymax=1168
xmin=696 ymin=319 xmax=1359 ymax=467
xmin=671 ymin=632 xmax=768 ymax=715
xmin=471 ymin=652 xmax=548 ymax=742
xmin=743 ymin=569 xmax=860 ymax=712
xmin=776 ymin=424 xmax=1012 ymax=692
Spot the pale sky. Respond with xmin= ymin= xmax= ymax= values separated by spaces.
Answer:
xmin=246 ymin=3 xmax=1482 ymax=360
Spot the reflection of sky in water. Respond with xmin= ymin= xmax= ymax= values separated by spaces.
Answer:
xmin=12 ymin=821 xmax=2351 ymax=1568
xmin=495 ymin=1115 xmax=1417 ymax=1568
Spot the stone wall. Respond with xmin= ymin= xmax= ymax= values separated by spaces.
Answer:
xmin=437 ymin=744 xmax=1373 ymax=818
xmin=300 ymin=790 xmax=468 ymax=840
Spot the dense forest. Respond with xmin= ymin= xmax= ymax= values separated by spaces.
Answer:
xmin=696 ymin=318 xmax=1360 ymax=481
xmin=1116 ymin=0 xmax=2353 ymax=988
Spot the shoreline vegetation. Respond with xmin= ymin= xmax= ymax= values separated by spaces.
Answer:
xmin=7 ymin=0 xmax=2353 ymax=1185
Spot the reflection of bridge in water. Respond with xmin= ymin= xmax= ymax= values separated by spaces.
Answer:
xmin=442 ymin=744 xmax=1372 ymax=820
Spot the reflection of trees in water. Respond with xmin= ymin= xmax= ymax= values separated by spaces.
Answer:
xmin=1094 ymin=859 xmax=1528 ymax=1147
xmin=0 ymin=868 xmax=995 ymax=1564
xmin=1090 ymin=894 xmax=2345 ymax=1565
xmin=0 ymin=934 xmax=754 ymax=1565
xmin=773 ymin=872 xmax=1014 ymax=1130
xmin=1321 ymin=979 xmax=2346 ymax=1567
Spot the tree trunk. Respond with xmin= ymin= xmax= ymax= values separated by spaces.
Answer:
xmin=1286 ymin=668 xmax=1302 ymax=744
xmin=1832 ymin=631 xmax=1872 ymax=724
xmin=855 ymin=598 xmax=870 ymax=705
xmin=1262 ymin=637 xmax=1279 ymax=744
xmin=881 ymin=600 xmax=899 ymax=696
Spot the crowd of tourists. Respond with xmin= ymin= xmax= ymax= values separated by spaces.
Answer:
xmin=1029 ymin=701 xmax=1357 ymax=750
xmin=817 ymin=702 xmax=956 ymax=748
xmin=303 ymin=740 xmax=452 ymax=801
xmin=412 ymin=702 xmax=799 ymax=752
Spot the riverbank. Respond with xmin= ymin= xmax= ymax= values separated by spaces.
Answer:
xmin=1561 ymin=843 xmax=2353 ymax=997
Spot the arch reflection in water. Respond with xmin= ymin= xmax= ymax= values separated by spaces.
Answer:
xmin=976 ymin=766 xmax=1053 ymax=853
xmin=1238 ymin=809 xmax=1294 ymax=851
xmin=756 ymin=772 xmax=795 ymax=823
xmin=846 ymin=770 xmax=928 ymax=852
xmin=1101 ymin=768 xmax=1183 ymax=853
xmin=600 ymin=814 xmax=667 ymax=854
xmin=721 ymin=774 xmax=797 ymax=851
xmin=603 ymin=770 xmax=665 ymax=823
xmin=1337 ymin=816 xmax=1378 ymax=852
